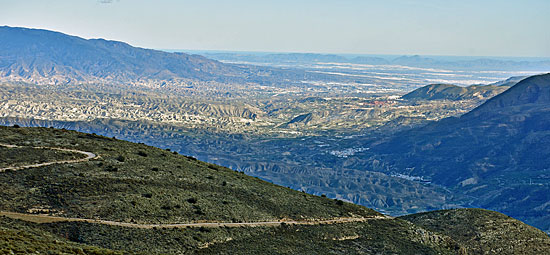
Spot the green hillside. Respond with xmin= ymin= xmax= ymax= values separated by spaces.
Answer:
xmin=1 ymin=125 xmax=549 ymax=254
xmin=0 ymin=218 xmax=121 ymax=255
xmin=0 ymin=145 xmax=84 ymax=169
xmin=0 ymin=126 xmax=377 ymax=224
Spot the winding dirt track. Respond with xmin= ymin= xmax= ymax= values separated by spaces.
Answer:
xmin=0 ymin=144 xmax=391 ymax=229
xmin=0 ymin=143 xmax=97 ymax=172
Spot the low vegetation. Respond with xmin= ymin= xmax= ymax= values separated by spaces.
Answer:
xmin=199 ymin=220 xmax=461 ymax=255
xmin=401 ymin=209 xmax=550 ymax=255
xmin=0 ymin=146 xmax=84 ymax=169
xmin=1 ymin=126 xmax=549 ymax=254
xmin=1 ymin=215 xmax=459 ymax=255
xmin=0 ymin=217 xmax=120 ymax=254
xmin=0 ymin=126 xmax=377 ymax=225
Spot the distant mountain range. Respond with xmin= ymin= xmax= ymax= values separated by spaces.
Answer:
xmin=201 ymin=52 xmax=550 ymax=71
xmin=3 ymin=26 xmax=545 ymax=90
xmin=367 ymin=73 xmax=550 ymax=232
xmin=0 ymin=26 xmax=246 ymax=85
xmin=0 ymin=26 xmax=336 ymax=87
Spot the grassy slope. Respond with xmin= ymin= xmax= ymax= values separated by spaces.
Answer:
xmin=0 ymin=216 xmax=460 ymax=255
xmin=199 ymin=220 xmax=461 ymax=255
xmin=401 ymin=208 xmax=550 ymax=255
xmin=0 ymin=126 xmax=377 ymax=224
xmin=0 ymin=126 xmax=461 ymax=254
xmin=1 ymin=126 xmax=548 ymax=254
xmin=0 ymin=217 xmax=120 ymax=255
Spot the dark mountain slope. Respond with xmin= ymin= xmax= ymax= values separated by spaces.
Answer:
xmin=367 ymin=73 xmax=550 ymax=232
xmin=467 ymin=73 xmax=550 ymax=115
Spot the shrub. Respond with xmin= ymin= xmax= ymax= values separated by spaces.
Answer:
xmin=187 ymin=197 xmax=197 ymax=204
xmin=105 ymin=166 xmax=118 ymax=172
xmin=116 ymin=156 xmax=125 ymax=162
xmin=185 ymin=156 xmax=197 ymax=161
xmin=137 ymin=151 xmax=148 ymax=157
xmin=194 ymin=209 xmax=205 ymax=215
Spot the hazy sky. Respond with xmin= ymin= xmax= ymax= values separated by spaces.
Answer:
xmin=1 ymin=0 xmax=549 ymax=57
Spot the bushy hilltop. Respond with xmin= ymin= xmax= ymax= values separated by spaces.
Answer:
xmin=401 ymin=209 xmax=550 ymax=255
xmin=0 ymin=220 xmax=121 ymax=255
xmin=0 ymin=126 xmax=549 ymax=254
xmin=0 ymin=126 xmax=378 ymax=224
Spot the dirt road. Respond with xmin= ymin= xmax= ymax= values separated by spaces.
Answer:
xmin=0 ymin=143 xmax=391 ymax=229
xmin=0 ymin=211 xmax=390 ymax=229
xmin=0 ymin=143 xmax=97 ymax=172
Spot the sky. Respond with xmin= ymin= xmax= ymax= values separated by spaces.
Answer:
xmin=1 ymin=0 xmax=549 ymax=57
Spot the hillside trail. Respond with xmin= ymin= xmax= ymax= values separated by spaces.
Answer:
xmin=0 ymin=211 xmax=390 ymax=229
xmin=0 ymin=143 xmax=97 ymax=172
xmin=0 ymin=143 xmax=392 ymax=229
